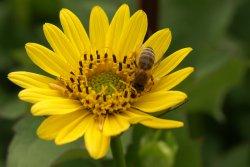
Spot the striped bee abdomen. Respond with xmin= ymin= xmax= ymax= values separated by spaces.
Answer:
xmin=138 ymin=47 xmax=155 ymax=70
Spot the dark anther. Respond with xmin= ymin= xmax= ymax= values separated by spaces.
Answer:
xmin=85 ymin=87 xmax=89 ymax=94
xmin=90 ymin=54 xmax=93 ymax=61
xmin=103 ymin=95 xmax=107 ymax=102
xmin=70 ymin=71 xmax=75 ymax=75
xmin=86 ymin=100 xmax=90 ymax=104
xmin=122 ymin=102 xmax=127 ymax=107
xmin=134 ymin=60 xmax=138 ymax=67
xmin=79 ymin=68 xmax=83 ymax=75
xmin=119 ymin=62 xmax=122 ymax=71
xmin=131 ymin=92 xmax=137 ymax=98
xmin=96 ymin=50 xmax=99 ymax=55
xmin=89 ymin=63 xmax=93 ymax=69
xmin=66 ymin=85 xmax=73 ymax=92
xmin=77 ymin=78 xmax=81 ymax=84
xmin=79 ymin=61 xmax=83 ymax=67
xmin=111 ymin=103 xmax=115 ymax=107
xmin=124 ymin=91 xmax=128 ymax=98
xmin=77 ymin=85 xmax=82 ymax=92
xmin=84 ymin=54 xmax=87 ymax=60
xmin=96 ymin=94 xmax=100 ymax=100
xmin=127 ymin=64 xmax=131 ymax=68
xmin=123 ymin=56 xmax=127 ymax=63
xmin=112 ymin=54 xmax=117 ymax=63
xmin=104 ymin=53 xmax=108 ymax=58
xmin=97 ymin=53 xmax=100 ymax=59
xmin=70 ymin=78 xmax=74 ymax=83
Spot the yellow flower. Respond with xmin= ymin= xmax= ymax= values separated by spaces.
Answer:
xmin=8 ymin=4 xmax=193 ymax=159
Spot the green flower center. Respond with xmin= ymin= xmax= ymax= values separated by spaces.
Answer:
xmin=89 ymin=71 xmax=126 ymax=95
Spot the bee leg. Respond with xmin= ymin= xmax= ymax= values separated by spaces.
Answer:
xmin=145 ymin=75 xmax=155 ymax=92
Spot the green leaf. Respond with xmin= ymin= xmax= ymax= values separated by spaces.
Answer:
xmin=53 ymin=149 xmax=90 ymax=165
xmin=54 ymin=158 xmax=101 ymax=167
xmin=159 ymin=0 xmax=248 ymax=119
xmin=0 ymin=118 xmax=15 ymax=166
xmin=139 ymin=131 xmax=178 ymax=167
xmin=174 ymin=126 xmax=202 ymax=167
xmin=186 ymin=57 xmax=247 ymax=120
xmin=159 ymin=0 xmax=241 ymax=48
xmin=0 ymin=160 xmax=4 ymax=167
xmin=7 ymin=115 xmax=82 ymax=167
xmin=126 ymin=126 xmax=181 ymax=167
xmin=213 ymin=144 xmax=249 ymax=167
xmin=229 ymin=0 xmax=250 ymax=46
xmin=0 ymin=98 xmax=27 ymax=120
xmin=0 ymin=138 xmax=5 ymax=167
xmin=121 ymin=128 xmax=133 ymax=154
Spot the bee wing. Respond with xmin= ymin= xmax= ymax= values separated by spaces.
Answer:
xmin=152 ymin=57 xmax=164 ymax=74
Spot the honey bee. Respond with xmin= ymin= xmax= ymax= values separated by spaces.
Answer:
xmin=132 ymin=47 xmax=155 ymax=93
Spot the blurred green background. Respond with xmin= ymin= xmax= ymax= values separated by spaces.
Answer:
xmin=0 ymin=0 xmax=249 ymax=166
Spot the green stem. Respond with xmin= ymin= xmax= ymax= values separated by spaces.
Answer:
xmin=111 ymin=135 xmax=126 ymax=167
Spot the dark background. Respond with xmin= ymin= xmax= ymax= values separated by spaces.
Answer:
xmin=0 ymin=0 xmax=249 ymax=166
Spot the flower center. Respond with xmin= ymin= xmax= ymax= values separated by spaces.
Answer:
xmin=88 ymin=71 xmax=126 ymax=95
xmin=56 ymin=51 xmax=140 ymax=116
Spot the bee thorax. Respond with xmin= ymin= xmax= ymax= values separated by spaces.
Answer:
xmin=132 ymin=70 xmax=150 ymax=92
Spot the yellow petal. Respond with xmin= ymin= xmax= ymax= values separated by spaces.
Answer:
xmin=89 ymin=6 xmax=109 ymax=52
xmin=43 ymin=23 xmax=80 ymax=68
xmin=18 ymin=88 xmax=64 ymax=103
xmin=106 ymin=4 xmax=130 ymax=56
xmin=152 ymin=67 xmax=194 ymax=92
xmin=60 ymin=8 xmax=91 ymax=53
xmin=31 ymin=99 xmax=82 ymax=116
xmin=103 ymin=114 xmax=130 ymax=136
xmin=84 ymin=119 xmax=110 ymax=159
xmin=140 ymin=117 xmax=184 ymax=129
xmin=143 ymin=28 xmax=171 ymax=62
xmin=153 ymin=47 xmax=193 ymax=79
xmin=121 ymin=110 xmax=147 ymax=124
xmin=25 ymin=43 xmax=70 ymax=77
xmin=117 ymin=10 xmax=147 ymax=58
xmin=37 ymin=111 xmax=83 ymax=140
xmin=133 ymin=91 xmax=187 ymax=113
xmin=8 ymin=71 xmax=56 ymax=89
xmin=125 ymin=109 xmax=183 ymax=129
xmin=55 ymin=112 xmax=92 ymax=145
